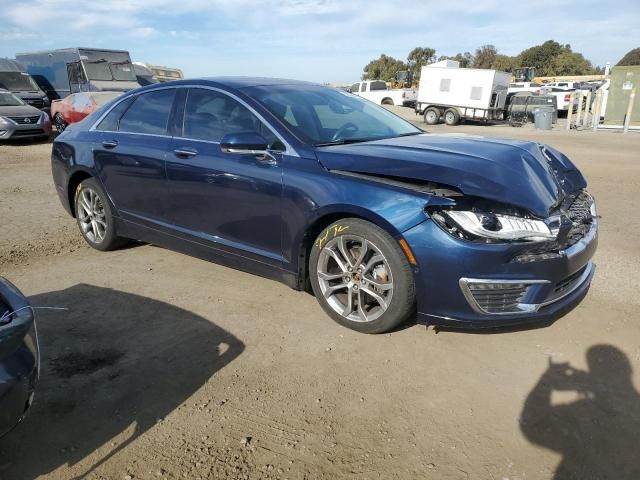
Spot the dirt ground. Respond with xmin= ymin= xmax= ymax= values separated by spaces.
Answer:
xmin=0 ymin=113 xmax=639 ymax=480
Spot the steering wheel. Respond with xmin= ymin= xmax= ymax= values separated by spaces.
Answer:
xmin=331 ymin=122 xmax=359 ymax=142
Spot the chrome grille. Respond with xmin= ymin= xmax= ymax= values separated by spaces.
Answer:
xmin=7 ymin=115 xmax=40 ymax=125
xmin=564 ymin=191 xmax=594 ymax=247
xmin=463 ymin=281 xmax=530 ymax=314
xmin=26 ymin=98 xmax=45 ymax=109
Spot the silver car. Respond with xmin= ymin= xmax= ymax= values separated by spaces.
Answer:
xmin=0 ymin=89 xmax=51 ymax=141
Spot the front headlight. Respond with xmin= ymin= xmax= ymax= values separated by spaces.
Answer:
xmin=433 ymin=210 xmax=556 ymax=242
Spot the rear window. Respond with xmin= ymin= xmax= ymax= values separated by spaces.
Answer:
xmin=118 ymin=89 xmax=176 ymax=135
xmin=370 ymin=81 xmax=387 ymax=91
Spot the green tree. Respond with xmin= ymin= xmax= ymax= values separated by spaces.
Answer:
xmin=617 ymin=48 xmax=640 ymax=66
xmin=361 ymin=54 xmax=408 ymax=82
xmin=438 ymin=52 xmax=473 ymax=68
xmin=493 ymin=54 xmax=518 ymax=72
xmin=472 ymin=45 xmax=498 ymax=69
xmin=406 ymin=47 xmax=437 ymax=79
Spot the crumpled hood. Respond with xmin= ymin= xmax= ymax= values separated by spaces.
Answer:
xmin=316 ymin=134 xmax=586 ymax=218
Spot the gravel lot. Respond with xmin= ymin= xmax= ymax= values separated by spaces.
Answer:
xmin=1 ymin=114 xmax=639 ymax=480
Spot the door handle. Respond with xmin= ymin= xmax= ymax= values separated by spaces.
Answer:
xmin=173 ymin=147 xmax=198 ymax=159
xmin=102 ymin=140 xmax=118 ymax=149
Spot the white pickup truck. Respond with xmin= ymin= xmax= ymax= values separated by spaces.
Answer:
xmin=350 ymin=80 xmax=417 ymax=107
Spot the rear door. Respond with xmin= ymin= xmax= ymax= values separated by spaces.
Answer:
xmin=165 ymin=87 xmax=285 ymax=265
xmin=93 ymin=88 xmax=177 ymax=227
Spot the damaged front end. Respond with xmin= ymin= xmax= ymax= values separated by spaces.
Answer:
xmin=427 ymin=189 xmax=597 ymax=264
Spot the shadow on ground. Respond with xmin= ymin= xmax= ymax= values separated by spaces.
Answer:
xmin=521 ymin=344 xmax=640 ymax=479
xmin=0 ymin=284 xmax=244 ymax=479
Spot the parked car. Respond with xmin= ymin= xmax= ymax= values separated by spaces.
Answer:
xmin=0 ymin=277 xmax=39 ymax=437
xmin=350 ymin=80 xmax=417 ymax=107
xmin=52 ymin=78 xmax=597 ymax=333
xmin=51 ymin=91 xmax=122 ymax=132
xmin=0 ymin=58 xmax=50 ymax=113
xmin=0 ymin=89 xmax=51 ymax=141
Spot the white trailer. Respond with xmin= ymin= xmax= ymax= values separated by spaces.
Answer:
xmin=415 ymin=60 xmax=511 ymax=125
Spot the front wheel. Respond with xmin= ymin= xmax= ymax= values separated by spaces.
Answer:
xmin=309 ymin=219 xmax=415 ymax=334
xmin=74 ymin=178 xmax=126 ymax=251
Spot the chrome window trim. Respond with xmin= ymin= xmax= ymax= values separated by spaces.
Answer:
xmin=89 ymin=84 xmax=298 ymax=157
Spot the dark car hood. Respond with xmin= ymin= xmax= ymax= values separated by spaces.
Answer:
xmin=315 ymin=134 xmax=586 ymax=217
xmin=0 ymin=105 xmax=43 ymax=116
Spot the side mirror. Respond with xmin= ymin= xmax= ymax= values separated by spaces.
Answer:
xmin=220 ymin=132 xmax=269 ymax=154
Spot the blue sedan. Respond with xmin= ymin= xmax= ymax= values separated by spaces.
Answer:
xmin=51 ymin=78 xmax=597 ymax=333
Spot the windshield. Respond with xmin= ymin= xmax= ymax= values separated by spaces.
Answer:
xmin=82 ymin=60 xmax=136 ymax=81
xmin=0 ymin=72 xmax=40 ymax=92
xmin=111 ymin=62 xmax=136 ymax=81
xmin=247 ymin=85 xmax=421 ymax=146
xmin=0 ymin=91 xmax=25 ymax=106
xmin=83 ymin=60 xmax=112 ymax=81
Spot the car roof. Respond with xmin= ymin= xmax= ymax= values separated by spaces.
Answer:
xmin=146 ymin=77 xmax=316 ymax=91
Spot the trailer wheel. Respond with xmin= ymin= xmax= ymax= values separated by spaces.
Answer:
xmin=381 ymin=98 xmax=394 ymax=106
xmin=444 ymin=109 xmax=460 ymax=126
xmin=424 ymin=108 xmax=440 ymax=125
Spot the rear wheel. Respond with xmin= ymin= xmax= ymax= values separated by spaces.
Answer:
xmin=423 ymin=107 xmax=440 ymax=125
xmin=309 ymin=218 xmax=415 ymax=334
xmin=74 ymin=178 xmax=126 ymax=251
xmin=54 ymin=113 xmax=67 ymax=133
xmin=444 ymin=108 xmax=460 ymax=126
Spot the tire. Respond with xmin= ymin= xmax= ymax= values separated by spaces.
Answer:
xmin=309 ymin=218 xmax=415 ymax=334
xmin=444 ymin=108 xmax=460 ymax=126
xmin=74 ymin=178 xmax=126 ymax=251
xmin=54 ymin=113 xmax=67 ymax=133
xmin=381 ymin=98 xmax=394 ymax=106
xmin=423 ymin=107 xmax=440 ymax=125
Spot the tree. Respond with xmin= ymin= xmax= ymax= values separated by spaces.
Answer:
xmin=438 ymin=52 xmax=473 ymax=68
xmin=617 ymin=48 xmax=640 ymax=66
xmin=406 ymin=47 xmax=437 ymax=79
xmin=493 ymin=54 xmax=518 ymax=72
xmin=517 ymin=40 xmax=596 ymax=76
xmin=361 ymin=54 xmax=407 ymax=82
xmin=472 ymin=45 xmax=498 ymax=69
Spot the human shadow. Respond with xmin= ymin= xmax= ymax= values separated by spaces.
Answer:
xmin=0 ymin=284 xmax=244 ymax=479
xmin=520 ymin=344 xmax=640 ymax=479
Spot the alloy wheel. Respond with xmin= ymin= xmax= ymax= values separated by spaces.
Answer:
xmin=317 ymin=235 xmax=394 ymax=323
xmin=77 ymin=188 xmax=107 ymax=244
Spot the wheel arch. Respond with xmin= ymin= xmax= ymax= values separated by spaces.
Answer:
xmin=295 ymin=205 xmax=404 ymax=291
xmin=66 ymin=169 xmax=94 ymax=217
xmin=381 ymin=97 xmax=394 ymax=105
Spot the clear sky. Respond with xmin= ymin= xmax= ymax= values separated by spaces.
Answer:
xmin=1 ymin=0 xmax=638 ymax=83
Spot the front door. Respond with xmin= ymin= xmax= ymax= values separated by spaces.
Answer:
xmin=165 ymin=87 xmax=284 ymax=265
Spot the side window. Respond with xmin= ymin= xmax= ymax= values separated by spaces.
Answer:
xmin=119 ymin=89 xmax=176 ymax=135
xmin=183 ymin=88 xmax=263 ymax=143
xmin=350 ymin=83 xmax=360 ymax=93
xmin=360 ymin=83 xmax=367 ymax=92
xmin=94 ymin=97 xmax=134 ymax=131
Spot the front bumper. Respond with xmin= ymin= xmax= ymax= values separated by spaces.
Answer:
xmin=0 ymin=278 xmax=39 ymax=438
xmin=0 ymin=117 xmax=51 ymax=141
xmin=403 ymin=217 xmax=598 ymax=328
